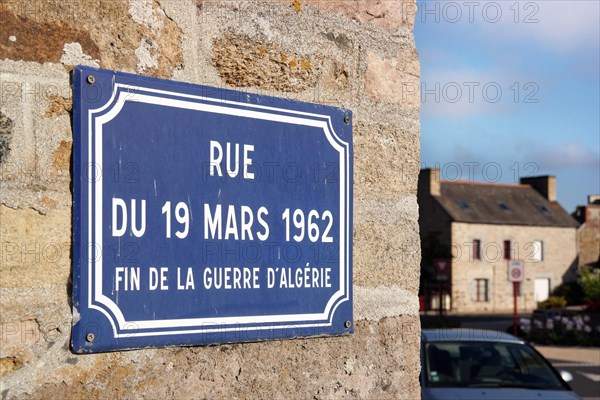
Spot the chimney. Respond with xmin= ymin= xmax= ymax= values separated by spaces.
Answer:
xmin=588 ymin=195 xmax=600 ymax=205
xmin=521 ymin=175 xmax=556 ymax=202
xmin=419 ymin=168 xmax=441 ymax=197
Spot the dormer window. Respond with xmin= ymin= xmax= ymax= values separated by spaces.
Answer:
xmin=498 ymin=202 xmax=511 ymax=212
xmin=456 ymin=200 xmax=470 ymax=210
xmin=538 ymin=205 xmax=551 ymax=215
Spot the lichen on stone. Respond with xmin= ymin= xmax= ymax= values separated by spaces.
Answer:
xmin=212 ymin=32 xmax=323 ymax=93
xmin=0 ymin=0 xmax=183 ymax=78
xmin=0 ymin=111 xmax=14 ymax=165
xmin=52 ymin=140 xmax=72 ymax=172
xmin=292 ymin=0 xmax=301 ymax=13
xmin=44 ymin=95 xmax=73 ymax=118
xmin=0 ymin=357 xmax=24 ymax=377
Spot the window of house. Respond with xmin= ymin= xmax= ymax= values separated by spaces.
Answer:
xmin=498 ymin=202 xmax=511 ymax=212
xmin=538 ymin=205 xmax=551 ymax=216
xmin=530 ymin=240 xmax=543 ymax=262
xmin=503 ymin=240 xmax=511 ymax=260
xmin=473 ymin=239 xmax=481 ymax=260
xmin=456 ymin=200 xmax=470 ymax=210
xmin=475 ymin=279 xmax=489 ymax=302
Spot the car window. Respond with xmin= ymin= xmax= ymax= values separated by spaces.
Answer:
xmin=508 ymin=344 xmax=564 ymax=387
xmin=424 ymin=341 xmax=565 ymax=390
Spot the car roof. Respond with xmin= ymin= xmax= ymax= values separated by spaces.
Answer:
xmin=421 ymin=329 xmax=526 ymax=344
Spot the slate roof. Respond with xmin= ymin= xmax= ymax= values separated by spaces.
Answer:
xmin=434 ymin=181 xmax=579 ymax=228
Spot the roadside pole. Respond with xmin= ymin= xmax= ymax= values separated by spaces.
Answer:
xmin=513 ymin=282 xmax=518 ymax=336
xmin=439 ymin=280 xmax=443 ymax=319
xmin=508 ymin=260 xmax=525 ymax=337
xmin=434 ymin=259 xmax=450 ymax=321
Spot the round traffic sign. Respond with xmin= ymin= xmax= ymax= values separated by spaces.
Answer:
xmin=511 ymin=268 xmax=521 ymax=279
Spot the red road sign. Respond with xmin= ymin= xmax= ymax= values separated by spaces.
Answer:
xmin=508 ymin=260 xmax=524 ymax=282
xmin=433 ymin=259 xmax=450 ymax=276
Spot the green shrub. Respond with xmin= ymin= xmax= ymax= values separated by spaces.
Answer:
xmin=537 ymin=296 xmax=567 ymax=309
xmin=581 ymin=267 xmax=600 ymax=302
xmin=551 ymin=281 xmax=585 ymax=305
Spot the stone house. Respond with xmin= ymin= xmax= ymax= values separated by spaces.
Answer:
xmin=418 ymin=169 xmax=579 ymax=313
xmin=573 ymin=196 xmax=600 ymax=268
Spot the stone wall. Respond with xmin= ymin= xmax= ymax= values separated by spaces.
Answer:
xmin=577 ymin=204 xmax=600 ymax=267
xmin=0 ymin=0 xmax=421 ymax=398
xmin=451 ymin=223 xmax=578 ymax=312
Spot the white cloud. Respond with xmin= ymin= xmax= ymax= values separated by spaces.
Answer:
xmin=477 ymin=0 xmax=600 ymax=53
xmin=420 ymin=67 xmax=527 ymax=118
xmin=417 ymin=0 xmax=600 ymax=53
xmin=525 ymin=140 xmax=600 ymax=169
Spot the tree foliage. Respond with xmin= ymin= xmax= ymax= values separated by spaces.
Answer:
xmin=581 ymin=266 xmax=600 ymax=302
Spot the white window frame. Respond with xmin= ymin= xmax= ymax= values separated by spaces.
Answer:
xmin=474 ymin=279 xmax=489 ymax=302
xmin=531 ymin=240 xmax=543 ymax=262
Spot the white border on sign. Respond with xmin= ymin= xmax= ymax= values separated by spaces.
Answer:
xmin=86 ymin=83 xmax=351 ymax=338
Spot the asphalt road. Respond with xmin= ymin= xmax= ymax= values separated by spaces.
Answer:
xmin=547 ymin=360 xmax=600 ymax=400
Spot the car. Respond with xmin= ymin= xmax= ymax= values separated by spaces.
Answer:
xmin=421 ymin=329 xmax=581 ymax=400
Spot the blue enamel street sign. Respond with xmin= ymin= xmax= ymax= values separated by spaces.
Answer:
xmin=71 ymin=66 xmax=353 ymax=352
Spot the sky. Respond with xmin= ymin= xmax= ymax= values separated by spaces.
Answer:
xmin=414 ymin=0 xmax=600 ymax=213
